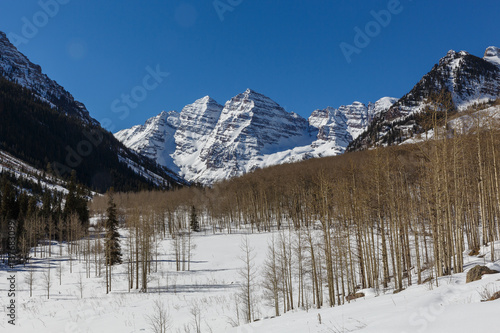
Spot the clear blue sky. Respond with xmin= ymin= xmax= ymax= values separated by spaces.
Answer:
xmin=1 ymin=0 xmax=498 ymax=131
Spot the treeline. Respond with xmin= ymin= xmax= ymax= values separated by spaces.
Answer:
xmin=91 ymin=101 xmax=500 ymax=317
xmin=0 ymin=77 xmax=177 ymax=192
xmin=90 ymin=189 xmax=198 ymax=293
xmin=0 ymin=171 xmax=90 ymax=265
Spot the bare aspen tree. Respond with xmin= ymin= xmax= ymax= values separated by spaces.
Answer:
xmin=262 ymin=235 xmax=281 ymax=317
xmin=190 ymin=301 xmax=202 ymax=333
xmin=43 ymin=260 xmax=52 ymax=299
xmin=238 ymin=236 xmax=257 ymax=323
xmin=146 ymin=299 xmax=171 ymax=333
xmin=57 ymin=260 xmax=63 ymax=285
xmin=77 ymin=270 xmax=84 ymax=298
xmin=24 ymin=266 xmax=35 ymax=297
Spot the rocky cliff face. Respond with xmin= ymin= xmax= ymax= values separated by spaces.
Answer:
xmin=173 ymin=97 xmax=223 ymax=175
xmin=194 ymin=89 xmax=314 ymax=182
xmin=116 ymin=90 xmax=396 ymax=184
xmin=0 ymin=31 xmax=97 ymax=125
xmin=115 ymin=110 xmax=180 ymax=170
xmin=309 ymin=106 xmax=351 ymax=146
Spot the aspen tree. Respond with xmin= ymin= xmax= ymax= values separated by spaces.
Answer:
xmin=238 ymin=236 xmax=257 ymax=323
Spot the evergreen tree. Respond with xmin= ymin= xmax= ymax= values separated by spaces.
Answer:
xmin=190 ymin=205 xmax=200 ymax=232
xmin=63 ymin=170 xmax=89 ymax=228
xmin=105 ymin=191 xmax=122 ymax=265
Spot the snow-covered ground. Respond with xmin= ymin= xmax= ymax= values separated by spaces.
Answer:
xmin=237 ymin=259 xmax=500 ymax=333
xmin=1 ymin=229 xmax=500 ymax=333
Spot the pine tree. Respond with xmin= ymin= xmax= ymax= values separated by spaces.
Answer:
xmin=105 ymin=191 xmax=122 ymax=266
xmin=190 ymin=205 xmax=200 ymax=232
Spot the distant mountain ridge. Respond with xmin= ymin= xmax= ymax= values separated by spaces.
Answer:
xmin=117 ymin=46 xmax=499 ymax=185
xmin=349 ymin=46 xmax=500 ymax=150
xmin=116 ymin=89 xmax=396 ymax=184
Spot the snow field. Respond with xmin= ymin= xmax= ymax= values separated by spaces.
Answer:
xmin=1 ymin=227 xmax=500 ymax=332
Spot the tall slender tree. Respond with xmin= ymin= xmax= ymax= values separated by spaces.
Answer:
xmin=105 ymin=190 xmax=122 ymax=266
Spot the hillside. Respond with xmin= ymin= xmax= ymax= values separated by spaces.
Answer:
xmin=0 ymin=77 xmax=181 ymax=192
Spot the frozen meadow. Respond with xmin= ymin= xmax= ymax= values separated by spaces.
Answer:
xmin=1 ymin=227 xmax=500 ymax=333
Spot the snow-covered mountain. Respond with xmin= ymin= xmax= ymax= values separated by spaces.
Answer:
xmin=115 ymin=110 xmax=181 ymax=169
xmin=328 ymin=98 xmax=399 ymax=140
xmin=0 ymin=31 xmax=97 ymax=125
xmin=115 ymin=89 xmax=396 ymax=184
xmin=392 ymin=46 xmax=500 ymax=117
xmin=349 ymin=46 xmax=500 ymax=151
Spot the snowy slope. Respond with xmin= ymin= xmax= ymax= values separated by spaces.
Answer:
xmin=233 ymin=261 xmax=500 ymax=333
xmin=173 ymin=96 xmax=224 ymax=179
xmin=115 ymin=90 xmax=396 ymax=184
xmin=403 ymin=104 xmax=500 ymax=145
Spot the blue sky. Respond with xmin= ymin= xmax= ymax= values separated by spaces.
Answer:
xmin=1 ymin=0 xmax=499 ymax=131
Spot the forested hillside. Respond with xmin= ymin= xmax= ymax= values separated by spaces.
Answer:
xmin=0 ymin=77 xmax=179 ymax=192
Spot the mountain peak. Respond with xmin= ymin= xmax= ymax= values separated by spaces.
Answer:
xmin=242 ymin=88 xmax=268 ymax=99
xmin=159 ymin=110 xmax=179 ymax=118
xmin=484 ymin=46 xmax=500 ymax=66
xmin=443 ymin=49 xmax=469 ymax=62
xmin=196 ymin=95 xmax=219 ymax=105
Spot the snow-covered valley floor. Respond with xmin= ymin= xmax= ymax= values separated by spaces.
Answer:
xmin=1 ymin=229 xmax=500 ymax=333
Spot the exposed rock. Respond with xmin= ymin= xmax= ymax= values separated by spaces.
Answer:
xmin=484 ymin=46 xmax=500 ymax=66
xmin=468 ymin=248 xmax=480 ymax=256
xmin=346 ymin=292 xmax=365 ymax=301
xmin=466 ymin=265 xmax=499 ymax=283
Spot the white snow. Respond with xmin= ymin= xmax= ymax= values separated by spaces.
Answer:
xmin=2 ymin=227 xmax=500 ymax=333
